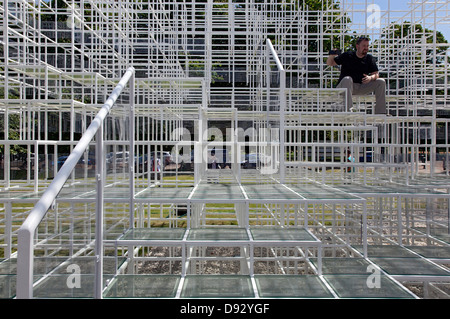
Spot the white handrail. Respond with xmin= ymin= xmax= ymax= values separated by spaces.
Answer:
xmin=266 ymin=38 xmax=285 ymax=72
xmin=266 ymin=39 xmax=286 ymax=183
xmin=16 ymin=67 xmax=135 ymax=299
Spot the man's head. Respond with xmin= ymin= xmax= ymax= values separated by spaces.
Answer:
xmin=355 ymin=36 xmax=370 ymax=57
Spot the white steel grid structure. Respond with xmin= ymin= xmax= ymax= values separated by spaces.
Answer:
xmin=0 ymin=0 xmax=449 ymax=299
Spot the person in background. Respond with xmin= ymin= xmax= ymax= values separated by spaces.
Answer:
xmin=347 ymin=149 xmax=355 ymax=172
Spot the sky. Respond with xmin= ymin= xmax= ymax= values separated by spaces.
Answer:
xmin=346 ymin=0 xmax=450 ymax=41
xmin=36 ymin=0 xmax=449 ymax=41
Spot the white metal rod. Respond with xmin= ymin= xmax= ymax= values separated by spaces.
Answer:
xmin=16 ymin=66 xmax=135 ymax=299
xmin=266 ymin=38 xmax=285 ymax=71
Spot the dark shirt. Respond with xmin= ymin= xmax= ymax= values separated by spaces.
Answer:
xmin=334 ymin=51 xmax=378 ymax=84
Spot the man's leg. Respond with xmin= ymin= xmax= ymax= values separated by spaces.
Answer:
xmin=374 ymin=78 xmax=386 ymax=114
xmin=337 ymin=76 xmax=353 ymax=111
xmin=353 ymin=78 xmax=386 ymax=114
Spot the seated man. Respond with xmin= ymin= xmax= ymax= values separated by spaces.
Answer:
xmin=327 ymin=36 xmax=387 ymax=114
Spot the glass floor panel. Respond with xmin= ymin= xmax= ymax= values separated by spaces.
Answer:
xmin=246 ymin=192 xmax=303 ymax=200
xmin=310 ymin=258 xmax=372 ymax=274
xmin=370 ymin=257 xmax=450 ymax=276
xmin=250 ymin=228 xmax=317 ymax=241
xmin=336 ymin=183 xmax=445 ymax=195
xmin=323 ymin=274 xmax=415 ymax=298
xmin=394 ymin=175 xmax=450 ymax=188
xmin=180 ymin=275 xmax=254 ymax=298
xmin=412 ymin=227 xmax=450 ymax=244
xmin=406 ymin=246 xmax=450 ymax=259
xmin=1 ymin=257 xmax=125 ymax=298
xmin=243 ymin=185 xmax=303 ymax=200
xmin=0 ymin=256 xmax=125 ymax=275
xmin=135 ymin=187 xmax=193 ymax=200
xmin=93 ymin=189 xmax=132 ymax=199
xmin=0 ymin=190 xmax=44 ymax=200
xmin=187 ymin=228 xmax=249 ymax=241
xmin=191 ymin=184 xmax=245 ymax=200
xmin=289 ymin=186 xmax=360 ymax=200
xmin=255 ymin=275 xmax=333 ymax=298
xmin=353 ymin=245 xmax=419 ymax=258
xmin=8 ymin=184 xmax=132 ymax=200
xmin=0 ymin=275 xmax=16 ymax=299
xmin=103 ymin=275 xmax=180 ymax=298
xmin=299 ymin=192 xmax=358 ymax=200
xmin=59 ymin=185 xmax=96 ymax=198
xmin=335 ymin=184 xmax=396 ymax=195
xmin=53 ymin=184 xmax=198 ymax=200
xmin=14 ymin=192 xmax=46 ymax=200
xmin=41 ymin=256 xmax=126 ymax=275
xmin=32 ymin=274 xmax=114 ymax=298
xmin=119 ymin=228 xmax=186 ymax=240
xmin=0 ymin=259 xmax=17 ymax=275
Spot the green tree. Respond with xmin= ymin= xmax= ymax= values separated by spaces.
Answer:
xmin=40 ymin=0 xmax=69 ymax=22
xmin=385 ymin=22 xmax=448 ymax=64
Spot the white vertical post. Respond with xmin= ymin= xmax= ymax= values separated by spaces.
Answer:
xmin=16 ymin=226 xmax=34 ymax=299
xmin=4 ymin=106 xmax=10 ymax=189
xmin=266 ymin=41 xmax=271 ymax=115
xmin=94 ymin=123 xmax=104 ymax=299
xmin=129 ymin=72 xmax=135 ymax=228
xmin=363 ymin=201 xmax=368 ymax=258
xmin=397 ymin=195 xmax=403 ymax=244
xmin=279 ymin=68 xmax=286 ymax=183
xmin=266 ymin=39 xmax=286 ymax=183
xmin=5 ymin=202 xmax=12 ymax=259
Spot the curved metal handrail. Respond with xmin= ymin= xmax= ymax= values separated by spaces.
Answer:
xmin=16 ymin=67 xmax=135 ymax=299
xmin=266 ymin=38 xmax=286 ymax=183
xmin=266 ymin=38 xmax=285 ymax=72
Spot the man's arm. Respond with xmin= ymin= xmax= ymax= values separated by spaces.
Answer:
xmin=326 ymin=54 xmax=338 ymax=66
xmin=362 ymin=71 xmax=379 ymax=84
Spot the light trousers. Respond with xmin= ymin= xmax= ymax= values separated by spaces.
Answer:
xmin=337 ymin=76 xmax=386 ymax=114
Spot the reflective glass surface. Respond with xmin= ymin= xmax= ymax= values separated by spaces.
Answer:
xmin=310 ymin=258 xmax=372 ymax=274
xmin=370 ymin=257 xmax=450 ymax=276
xmin=0 ymin=275 xmax=16 ymax=299
xmin=353 ymin=245 xmax=419 ymax=258
xmin=412 ymin=227 xmax=450 ymax=244
xmin=191 ymin=184 xmax=245 ymax=200
xmin=120 ymin=228 xmax=186 ymax=240
xmin=104 ymin=275 xmax=180 ymax=298
xmin=181 ymin=275 xmax=254 ymax=298
xmin=135 ymin=187 xmax=193 ymax=200
xmin=406 ymin=246 xmax=450 ymax=259
xmin=32 ymin=274 xmax=113 ymax=298
xmin=289 ymin=185 xmax=360 ymax=200
xmin=187 ymin=228 xmax=249 ymax=241
xmin=324 ymin=274 xmax=414 ymax=298
xmin=0 ymin=256 xmax=124 ymax=275
xmin=244 ymin=184 xmax=303 ymax=200
xmin=255 ymin=275 xmax=333 ymax=298
xmin=251 ymin=228 xmax=317 ymax=241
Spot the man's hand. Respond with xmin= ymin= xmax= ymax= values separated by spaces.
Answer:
xmin=362 ymin=73 xmax=373 ymax=84
xmin=326 ymin=49 xmax=340 ymax=66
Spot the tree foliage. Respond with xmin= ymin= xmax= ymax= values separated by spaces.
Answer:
xmin=385 ymin=22 xmax=449 ymax=64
